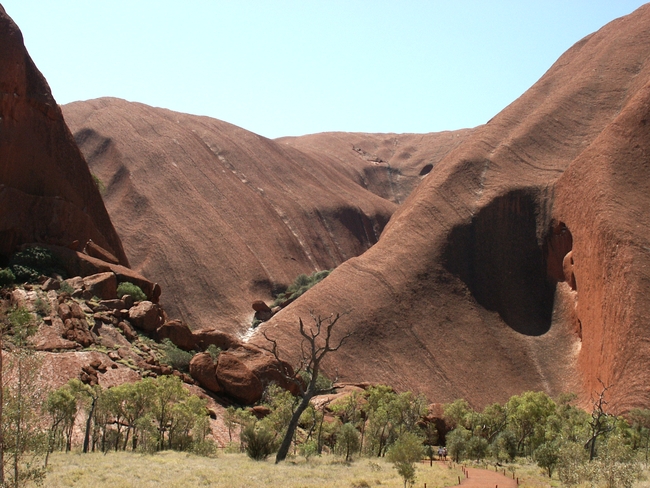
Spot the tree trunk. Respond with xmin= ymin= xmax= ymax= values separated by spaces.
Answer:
xmin=83 ymin=396 xmax=98 ymax=453
xmin=275 ymin=394 xmax=312 ymax=463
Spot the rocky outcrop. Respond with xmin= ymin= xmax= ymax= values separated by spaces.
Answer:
xmin=61 ymin=98 xmax=405 ymax=334
xmin=0 ymin=7 xmax=127 ymax=265
xmin=253 ymin=4 xmax=650 ymax=412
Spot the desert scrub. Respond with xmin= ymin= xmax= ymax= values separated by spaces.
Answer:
xmin=9 ymin=246 xmax=67 ymax=283
xmin=273 ymin=269 xmax=332 ymax=306
xmin=45 ymin=450 xmax=461 ymax=488
xmin=0 ymin=267 xmax=15 ymax=286
xmin=160 ymin=338 xmax=194 ymax=372
xmin=117 ymin=281 xmax=147 ymax=301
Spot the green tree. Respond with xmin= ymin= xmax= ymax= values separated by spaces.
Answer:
xmin=535 ymin=442 xmax=560 ymax=477
xmin=506 ymin=391 xmax=556 ymax=456
xmin=2 ymin=307 xmax=46 ymax=487
xmin=149 ymin=375 xmax=189 ymax=450
xmin=628 ymin=408 xmax=650 ymax=465
xmin=335 ymin=423 xmax=360 ymax=462
xmin=446 ymin=427 xmax=471 ymax=462
xmin=387 ymin=432 xmax=425 ymax=488
xmin=44 ymin=383 xmax=77 ymax=463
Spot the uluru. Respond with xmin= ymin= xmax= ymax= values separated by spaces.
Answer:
xmin=2 ymin=0 xmax=650 ymax=428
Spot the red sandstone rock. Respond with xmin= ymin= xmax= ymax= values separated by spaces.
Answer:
xmin=250 ymin=5 xmax=650 ymax=412
xmin=62 ymin=98 xmax=403 ymax=334
xmin=252 ymin=301 xmax=271 ymax=313
xmin=0 ymin=7 xmax=127 ymax=265
xmin=82 ymin=272 xmax=117 ymax=300
xmin=156 ymin=320 xmax=196 ymax=351
xmin=128 ymin=301 xmax=163 ymax=332
xmin=216 ymin=352 xmax=264 ymax=405
xmin=189 ymin=352 xmax=221 ymax=393
xmin=194 ymin=329 xmax=242 ymax=351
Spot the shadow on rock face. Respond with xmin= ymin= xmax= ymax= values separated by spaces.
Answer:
xmin=443 ymin=189 xmax=557 ymax=336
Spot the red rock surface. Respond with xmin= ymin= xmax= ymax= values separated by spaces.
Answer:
xmin=61 ymin=99 xmax=465 ymax=335
xmin=0 ymin=7 xmax=127 ymax=265
xmin=253 ymin=5 xmax=650 ymax=412
xmin=277 ymin=130 xmax=474 ymax=204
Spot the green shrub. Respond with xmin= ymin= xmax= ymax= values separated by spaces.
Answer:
xmin=34 ymin=298 xmax=50 ymax=317
xmin=273 ymin=269 xmax=332 ymax=306
xmin=206 ymin=344 xmax=221 ymax=361
xmin=59 ymin=281 xmax=74 ymax=295
xmin=0 ymin=268 xmax=15 ymax=286
xmin=116 ymin=282 xmax=147 ymax=301
xmin=9 ymin=246 xmax=66 ymax=283
xmin=241 ymin=423 xmax=277 ymax=460
xmin=160 ymin=339 xmax=194 ymax=373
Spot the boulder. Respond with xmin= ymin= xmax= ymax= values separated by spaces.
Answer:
xmin=82 ymin=272 xmax=117 ymax=300
xmin=68 ymin=302 xmax=86 ymax=320
xmin=156 ymin=320 xmax=196 ymax=351
xmin=252 ymin=300 xmax=272 ymax=313
xmin=83 ymin=240 xmax=120 ymax=265
xmin=189 ymin=352 xmax=221 ymax=393
xmin=228 ymin=344 xmax=300 ymax=396
xmin=99 ymin=299 xmax=126 ymax=311
xmin=63 ymin=317 xmax=94 ymax=347
xmin=57 ymin=303 xmax=72 ymax=321
xmin=216 ymin=352 xmax=264 ymax=405
xmin=128 ymin=301 xmax=163 ymax=332
xmin=42 ymin=277 xmax=60 ymax=291
xmin=62 ymin=276 xmax=84 ymax=293
xmin=194 ymin=329 xmax=242 ymax=351
xmin=250 ymin=405 xmax=271 ymax=419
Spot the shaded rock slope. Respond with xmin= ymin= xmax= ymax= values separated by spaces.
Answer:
xmin=0 ymin=6 xmax=127 ymax=266
xmin=253 ymin=4 xmax=650 ymax=412
xmin=63 ymin=100 xmax=468 ymax=335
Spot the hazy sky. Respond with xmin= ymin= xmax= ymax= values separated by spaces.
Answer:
xmin=2 ymin=1 xmax=648 ymax=138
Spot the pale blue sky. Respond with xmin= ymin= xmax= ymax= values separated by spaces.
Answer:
xmin=2 ymin=1 xmax=648 ymax=138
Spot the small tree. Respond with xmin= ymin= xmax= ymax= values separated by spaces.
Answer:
xmin=335 ymin=423 xmax=360 ymax=462
xmin=262 ymin=310 xmax=351 ymax=464
xmin=387 ymin=432 xmax=425 ymax=488
xmin=535 ymin=442 xmax=560 ymax=477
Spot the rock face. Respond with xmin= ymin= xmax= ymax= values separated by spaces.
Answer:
xmin=253 ymin=5 xmax=650 ymax=412
xmin=62 ymin=99 xmax=465 ymax=334
xmin=0 ymin=7 xmax=127 ymax=265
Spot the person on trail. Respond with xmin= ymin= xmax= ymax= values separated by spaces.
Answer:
xmin=438 ymin=446 xmax=444 ymax=460
xmin=442 ymin=447 xmax=448 ymax=460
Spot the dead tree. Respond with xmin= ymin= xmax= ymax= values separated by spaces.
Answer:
xmin=262 ymin=310 xmax=351 ymax=463
xmin=585 ymin=380 xmax=614 ymax=461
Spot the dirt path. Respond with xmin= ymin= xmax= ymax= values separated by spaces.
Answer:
xmin=441 ymin=463 xmax=518 ymax=488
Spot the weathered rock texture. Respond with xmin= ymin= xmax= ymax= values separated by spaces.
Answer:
xmin=0 ymin=7 xmax=127 ymax=265
xmin=277 ymin=130 xmax=474 ymax=204
xmin=253 ymin=5 xmax=650 ymax=412
xmin=62 ymin=100 xmax=467 ymax=335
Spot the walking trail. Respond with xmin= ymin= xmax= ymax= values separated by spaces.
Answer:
xmin=441 ymin=462 xmax=518 ymax=488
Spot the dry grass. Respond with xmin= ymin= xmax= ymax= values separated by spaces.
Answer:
xmin=44 ymin=451 xmax=463 ymax=488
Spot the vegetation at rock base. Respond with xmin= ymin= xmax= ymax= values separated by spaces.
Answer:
xmin=273 ymin=270 xmax=332 ymax=306
xmin=116 ymin=281 xmax=147 ymax=302
xmin=8 ymin=247 xmax=67 ymax=284
xmin=159 ymin=338 xmax=194 ymax=373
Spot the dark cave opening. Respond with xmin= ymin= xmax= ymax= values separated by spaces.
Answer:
xmin=442 ymin=189 xmax=560 ymax=336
